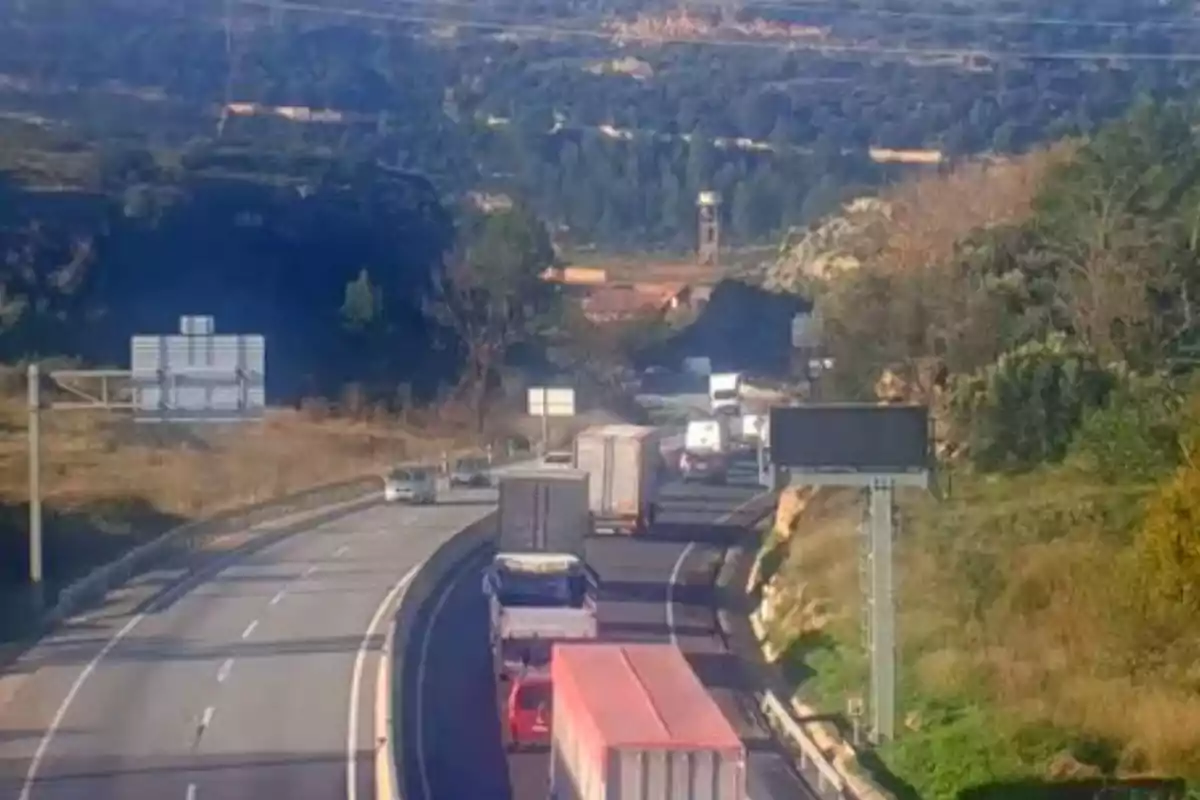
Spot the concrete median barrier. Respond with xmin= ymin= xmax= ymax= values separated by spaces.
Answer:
xmin=381 ymin=510 xmax=498 ymax=800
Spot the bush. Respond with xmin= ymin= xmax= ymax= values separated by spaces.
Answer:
xmin=951 ymin=335 xmax=1115 ymax=471
xmin=1071 ymin=374 xmax=1182 ymax=485
xmin=1136 ymin=460 xmax=1200 ymax=617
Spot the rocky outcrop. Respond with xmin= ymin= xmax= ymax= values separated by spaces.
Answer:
xmin=763 ymin=196 xmax=893 ymax=292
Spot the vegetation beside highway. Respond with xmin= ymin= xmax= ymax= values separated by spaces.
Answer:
xmin=758 ymin=101 xmax=1200 ymax=798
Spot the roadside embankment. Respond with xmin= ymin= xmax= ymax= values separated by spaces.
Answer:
xmin=712 ymin=486 xmax=891 ymax=800
xmin=748 ymin=476 xmax=1200 ymax=800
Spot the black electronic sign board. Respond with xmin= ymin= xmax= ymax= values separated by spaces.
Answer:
xmin=769 ymin=404 xmax=929 ymax=472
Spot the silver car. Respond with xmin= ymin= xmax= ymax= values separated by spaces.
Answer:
xmin=384 ymin=466 xmax=437 ymax=504
xmin=450 ymin=456 xmax=492 ymax=488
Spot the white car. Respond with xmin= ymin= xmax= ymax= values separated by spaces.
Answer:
xmin=384 ymin=466 xmax=437 ymax=504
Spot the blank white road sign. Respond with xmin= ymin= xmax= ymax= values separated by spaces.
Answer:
xmin=527 ymin=387 xmax=575 ymax=417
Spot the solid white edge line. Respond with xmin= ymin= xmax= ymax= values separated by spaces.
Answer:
xmin=16 ymin=612 xmax=141 ymax=800
xmin=666 ymin=489 xmax=773 ymax=646
xmin=666 ymin=541 xmax=698 ymax=647
xmin=416 ymin=560 xmax=473 ymax=800
xmin=345 ymin=563 xmax=419 ymax=800
xmin=16 ymin=495 xmax=369 ymax=800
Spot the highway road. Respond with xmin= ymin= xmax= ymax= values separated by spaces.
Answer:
xmin=0 ymin=484 xmax=500 ymax=800
xmin=403 ymin=454 xmax=823 ymax=800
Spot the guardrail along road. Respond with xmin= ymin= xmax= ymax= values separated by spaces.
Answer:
xmin=404 ymin=453 xmax=823 ymax=800
xmin=0 ymin=484 xmax=498 ymax=800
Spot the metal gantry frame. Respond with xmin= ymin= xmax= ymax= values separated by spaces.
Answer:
xmin=24 ymin=315 xmax=266 ymax=613
xmin=758 ymin=445 xmax=929 ymax=743
xmin=26 ymin=365 xmax=136 ymax=611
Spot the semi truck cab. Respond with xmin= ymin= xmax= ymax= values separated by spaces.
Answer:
xmin=483 ymin=554 xmax=600 ymax=681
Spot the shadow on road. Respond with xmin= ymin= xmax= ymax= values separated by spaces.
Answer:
xmin=0 ymin=750 xmax=360 ymax=799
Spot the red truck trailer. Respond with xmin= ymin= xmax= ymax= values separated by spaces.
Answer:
xmin=549 ymin=642 xmax=747 ymax=800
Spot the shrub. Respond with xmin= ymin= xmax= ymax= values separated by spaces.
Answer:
xmin=951 ymin=335 xmax=1115 ymax=471
xmin=1071 ymin=373 xmax=1183 ymax=485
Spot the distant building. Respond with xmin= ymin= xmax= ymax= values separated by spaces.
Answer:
xmin=580 ymin=282 xmax=697 ymax=323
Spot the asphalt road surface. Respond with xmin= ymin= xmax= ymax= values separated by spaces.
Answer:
xmin=0 ymin=485 xmax=500 ymax=800
xmin=404 ymin=454 xmax=823 ymax=800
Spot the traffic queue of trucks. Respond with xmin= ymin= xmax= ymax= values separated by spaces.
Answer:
xmin=480 ymin=419 xmax=749 ymax=798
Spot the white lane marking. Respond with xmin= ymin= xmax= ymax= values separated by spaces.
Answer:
xmin=334 ymin=545 xmax=349 ymax=557
xmin=16 ymin=498 xmax=372 ymax=800
xmin=346 ymin=563 xmax=421 ymax=800
xmin=304 ymin=565 xmax=318 ymax=577
xmin=186 ymin=783 xmax=197 ymax=800
xmin=17 ymin=613 xmax=141 ymax=800
xmin=666 ymin=490 xmax=772 ymax=647
xmin=193 ymin=705 xmax=215 ymax=746
xmin=667 ymin=542 xmax=697 ymax=648
xmin=417 ymin=560 xmax=475 ymax=800
xmin=241 ymin=620 xmax=258 ymax=639
xmin=217 ymin=658 xmax=234 ymax=684
xmin=270 ymin=589 xmax=286 ymax=606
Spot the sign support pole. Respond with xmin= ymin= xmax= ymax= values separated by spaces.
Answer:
xmin=867 ymin=479 xmax=896 ymax=742
xmin=767 ymin=402 xmax=929 ymax=745
xmin=23 ymin=315 xmax=264 ymax=623
xmin=541 ymin=387 xmax=550 ymax=456
xmin=27 ymin=363 xmax=43 ymax=613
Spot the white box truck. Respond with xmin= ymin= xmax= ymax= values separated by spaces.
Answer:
xmin=550 ymin=642 xmax=747 ymax=800
xmin=494 ymin=470 xmax=591 ymax=558
xmin=484 ymin=472 xmax=599 ymax=683
xmin=709 ymin=372 xmax=742 ymax=416
xmin=574 ymin=424 xmax=662 ymax=536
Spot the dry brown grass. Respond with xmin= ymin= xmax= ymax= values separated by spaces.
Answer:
xmin=870 ymin=144 xmax=1074 ymax=275
xmin=0 ymin=389 xmax=476 ymax=521
xmin=765 ymin=470 xmax=1200 ymax=789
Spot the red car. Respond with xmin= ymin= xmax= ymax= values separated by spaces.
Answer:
xmin=505 ymin=671 xmax=552 ymax=751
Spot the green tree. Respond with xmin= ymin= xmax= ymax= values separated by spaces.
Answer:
xmin=427 ymin=204 xmax=558 ymax=428
xmin=341 ymin=268 xmax=383 ymax=332
xmin=951 ymin=335 xmax=1116 ymax=471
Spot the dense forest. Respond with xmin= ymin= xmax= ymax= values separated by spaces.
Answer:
xmin=1 ymin=0 xmax=1198 ymax=249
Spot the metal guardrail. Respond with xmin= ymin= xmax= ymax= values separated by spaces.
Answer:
xmin=759 ymin=690 xmax=849 ymax=797
xmin=38 ymin=444 xmax=522 ymax=632
xmin=41 ymin=473 xmax=383 ymax=628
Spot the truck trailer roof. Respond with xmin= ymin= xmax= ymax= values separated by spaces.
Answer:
xmin=500 ymin=468 xmax=590 ymax=482
xmin=551 ymin=642 xmax=743 ymax=752
xmin=577 ymin=423 xmax=658 ymax=440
